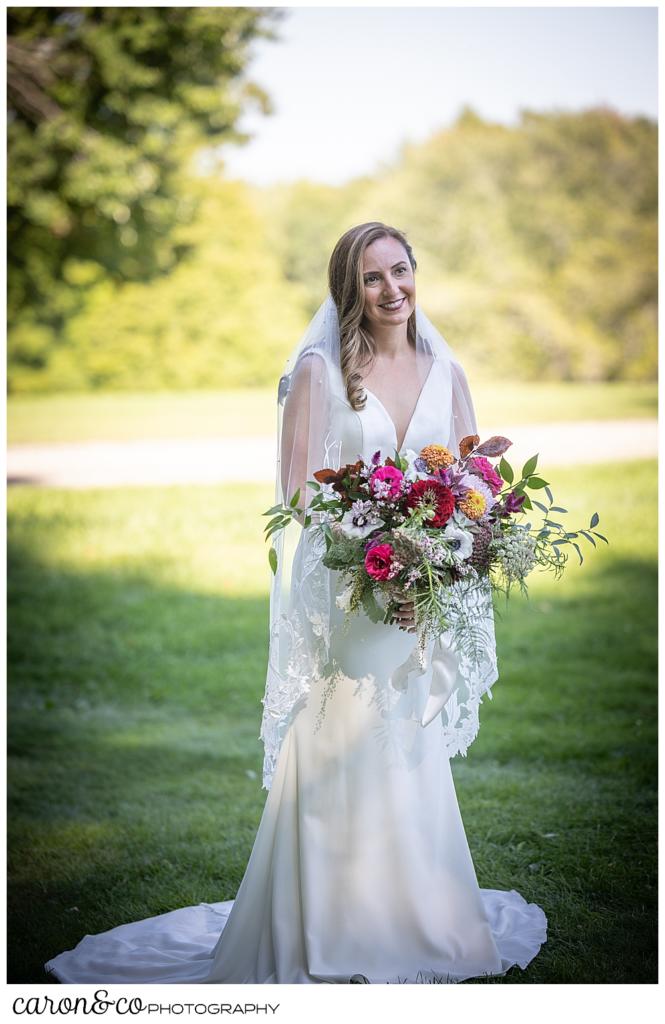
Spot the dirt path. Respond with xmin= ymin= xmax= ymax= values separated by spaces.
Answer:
xmin=6 ymin=419 xmax=657 ymax=489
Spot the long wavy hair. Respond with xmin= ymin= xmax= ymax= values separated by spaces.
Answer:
xmin=328 ymin=222 xmax=417 ymax=411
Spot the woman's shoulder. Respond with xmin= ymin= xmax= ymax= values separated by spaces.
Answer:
xmin=293 ymin=346 xmax=343 ymax=389
xmin=295 ymin=345 xmax=336 ymax=370
xmin=280 ymin=346 xmax=344 ymax=406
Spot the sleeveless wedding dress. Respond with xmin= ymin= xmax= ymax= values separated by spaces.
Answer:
xmin=45 ymin=364 xmax=547 ymax=985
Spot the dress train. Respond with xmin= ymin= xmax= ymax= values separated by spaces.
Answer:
xmin=46 ymin=611 xmax=546 ymax=984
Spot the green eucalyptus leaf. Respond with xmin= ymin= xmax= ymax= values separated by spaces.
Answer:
xmin=592 ymin=531 xmax=609 ymax=544
xmin=521 ymin=453 xmax=539 ymax=478
xmin=498 ymin=457 xmax=514 ymax=484
xmin=268 ymin=547 xmax=278 ymax=575
xmin=526 ymin=476 xmax=549 ymax=489
xmin=289 ymin=487 xmax=301 ymax=509
xmin=590 ymin=512 xmax=600 ymax=528
xmin=580 ymin=530 xmax=597 ymax=547
xmin=263 ymin=515 xmax=286 ymax=533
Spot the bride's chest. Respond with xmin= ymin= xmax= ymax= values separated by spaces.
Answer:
xmin=327 ymin=359 xmax=453 ymax=465
xmin=362 ymin=377 xmax=425 ymax=450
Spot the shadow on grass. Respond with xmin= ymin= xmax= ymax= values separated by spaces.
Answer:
xmin=8 ymin=537 xmax=269 ymax=982
xmin=7 ymin=538 xmax=657 ymax=983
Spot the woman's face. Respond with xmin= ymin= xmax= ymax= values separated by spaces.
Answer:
xmin=361 ymin=236 xmax=416 ymax=331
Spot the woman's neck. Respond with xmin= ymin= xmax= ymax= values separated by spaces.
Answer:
xmin=367 ymin=322 xmax=410 ymax=360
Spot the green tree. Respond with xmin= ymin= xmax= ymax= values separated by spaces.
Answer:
xmin=7 ymin=6 xmax=281 ymax=343
xmin=263 ymin=106 xmax=657 ymax=382
xmin=21 ymin=177 xmax=309 ymax=393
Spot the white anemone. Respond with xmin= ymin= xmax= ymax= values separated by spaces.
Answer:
xmin=339 ymin=508 xmax=384 ymax=539
xmin=442 ymin=523 xmax=474 ymax=561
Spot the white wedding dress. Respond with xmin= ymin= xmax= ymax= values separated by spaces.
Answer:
xmin=45 ymin=365 xmax=547 ymax=985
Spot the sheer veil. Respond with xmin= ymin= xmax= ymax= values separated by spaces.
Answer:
xmin=259 ymin=294 xmax=497 ymax=790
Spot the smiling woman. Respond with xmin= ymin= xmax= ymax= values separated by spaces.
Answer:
xmin=362 ymin=241 xmax=416 ymax=320
xmin=328 ymin=223 xmax=421 ymax=419
xmin=359 ymin=237 xmax=423 ymax=452
xmin=45 ymin=222 xmax=547 ymax=985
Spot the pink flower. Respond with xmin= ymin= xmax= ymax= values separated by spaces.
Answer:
xmin=364 ymin=543 xmax=395 ymax=581
xmin=369 ymin=465 xmax=404 ymax=499
xmin=467 ymin=456 xmax=503 ymax=496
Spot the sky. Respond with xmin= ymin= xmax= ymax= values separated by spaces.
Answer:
xmin=217 ymin=5 xmax=658 ymax=186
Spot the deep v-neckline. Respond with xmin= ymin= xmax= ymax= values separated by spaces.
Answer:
xmin=363 ymin=361 xmax=435 ymax=452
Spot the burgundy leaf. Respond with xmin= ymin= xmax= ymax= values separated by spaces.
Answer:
xmin=475 ymin=436 xmax=513 ymax=457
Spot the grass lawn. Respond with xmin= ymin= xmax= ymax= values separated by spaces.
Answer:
xmin=7 ymin=460 xmax=657 ymax=983
xmin=7 ymin=381 xmax=657 ymax=444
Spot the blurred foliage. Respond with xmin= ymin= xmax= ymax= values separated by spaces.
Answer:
xmin=10 ymin=176 xmax=307 ymax=391
xmin=264 ymin=106 xmax=657 ymax=384
xmin=7 ymin=5 xmax=284 ymax=388
xmin=7 ymin=7 xmax=657 ymax=395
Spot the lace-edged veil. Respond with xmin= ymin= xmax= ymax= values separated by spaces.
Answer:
xmin=259 ymin=294 xmax=494 ymax=790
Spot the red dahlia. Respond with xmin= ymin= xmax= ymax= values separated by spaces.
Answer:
xmin=405 ymin=479 xmax=455 ymax=527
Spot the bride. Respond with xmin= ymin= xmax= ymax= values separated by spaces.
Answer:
xmin=45 ymin=222 xmax=547 ymax=984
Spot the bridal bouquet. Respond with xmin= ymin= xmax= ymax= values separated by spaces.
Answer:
xmin=264 ymin=434 xmax=606 ymax=659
